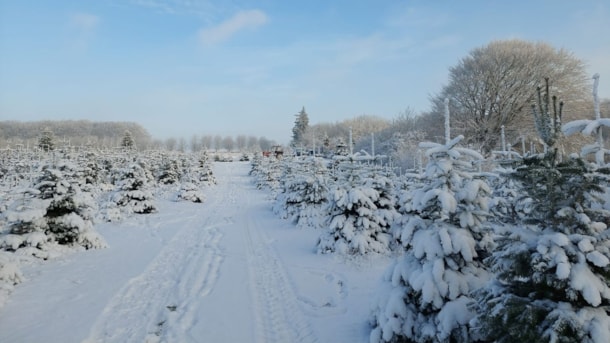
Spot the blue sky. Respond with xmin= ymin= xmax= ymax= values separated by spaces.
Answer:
xmin=1 ymin=0 xmax=609 ymax=143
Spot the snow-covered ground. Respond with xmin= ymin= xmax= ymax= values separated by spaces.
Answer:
xmin=0 ymin=162 xmax=390 ymax=343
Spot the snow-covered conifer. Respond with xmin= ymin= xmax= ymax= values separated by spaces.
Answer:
xmin=273 ymin=157 xmax=329 ymax=228
xmin=473 ymin=83 xmax=610 ymax=342
xmin=110 ymin=161 xmax=157 ymax=215
xmin=251 ymin=155 xmax=283 ymax=195
xmin=370 ymin=103 xmax=493 ymax=342
xmin=156 ymin=156 xmax=182 ymax=185
xmin=195 ymin=151 xmax=216 ymax=185
xmin=473 ymin=152 xmax=610 ymax=342
xmin=38 ymin=127 xmax=55 ymax=152
xmin=0 ymin=251 xmax=23 ymax=308
xmin=121 ymin=130 xmax=136 ymax=150
xmin=317 ymin=156 xmax=399 ymax=255
xmin=175 ymin=182 xmax=205 ymax=203
xmin=4 ymin=161 xmax=106 ymax=251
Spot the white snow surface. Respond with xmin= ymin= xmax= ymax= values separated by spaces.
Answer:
xmin=0 ymin=162 xmax=388 ymax=343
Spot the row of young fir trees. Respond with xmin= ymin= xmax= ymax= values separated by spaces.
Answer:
xmin=0 ymin=147 xmax=216 ymax=304
xmin=251 ymin=77 xmax=610 ymax=342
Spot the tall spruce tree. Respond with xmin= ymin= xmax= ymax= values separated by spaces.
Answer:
xmin=292 ymin=106 xmax=310 ymax=148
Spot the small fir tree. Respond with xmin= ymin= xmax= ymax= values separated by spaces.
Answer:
xmin=38 ymin=127 xmax=55 ymax=152
xmin=370 ymin=100 xmax=493 ymax=343
xmin=317 ymin=156 xmax=399 ymax=255
xmin=4 ymin=161 xmax=106 ymax=251
xmin=121 ymin=130 xmax=135 ymax=150
xmin=273 ymin=157 xmax=329 ymax=228
xmin=156 ymin=157 xmax=182 ymax=185
xmin=195 ymin=151 xmax=216 ymax=185
xmin=370 ymin=136 xmax=493 ymax=343
xmin=111 ymin=161 xmax=157 ymax=214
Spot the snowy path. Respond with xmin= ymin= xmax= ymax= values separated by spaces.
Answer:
xmin=0 ymin=162 xmax=388 ymax=343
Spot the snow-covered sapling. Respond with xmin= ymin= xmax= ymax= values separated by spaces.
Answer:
xmin=370 ymin=101 xmax=493 ymax=343
xmin=317 ymin=155 xmax=399 ymax=255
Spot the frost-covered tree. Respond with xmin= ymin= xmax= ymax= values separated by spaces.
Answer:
xmin=38 ymin=127 xmax=55 ymax=152
xmin=317 ymin=156 xmax=399 ymax=255
xmin=431 ymin=39 xmax=589 ymax=155
xmin=79 ymin=152 xmax=102 ymax=188
xmin=563 ymin=73 xmax=610 ymax=164
xmin=3 ymin=161 xmax=106 ymax=251
xmin=0 ymin=251 xmax=23 ymax=307
xmin=473 ymin=152 xmax=610 ymax=342
xmin=473 ymin=84 xmax=610 ymax=343
xmin=156 ymin=156 xmax=182 ymax=185
xmin=121 ymin=130 xmax=135 ymax=150
xmin=195 ymin=151 xmax=216 ymax=185
xmin=273 ymin=157 xmax=329 ymax=228
xmin=251 ymin=155 xmax=283 ymax=195
xmin=370 ymin=102 xmax=493 ymax=342
xmin=175 ymin=182 xmax=205 ymax=203
xmin=292 ymin=106 xmax=310 ymax=148
xmin=110 ymin=161 xmax=157 ymax=215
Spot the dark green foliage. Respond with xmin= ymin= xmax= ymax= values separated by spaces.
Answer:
xmin=292 ymin=106 xmax=309 ymax=147
xmin=7 ymin=160 xmax=104 ymax=249
xmin=475 ymin=292 xmax=583 ymax=343
xmin=474 ymin=151 xmax=610 ymax=342
xmin=511 ymin=152 xmax=609 ymax=229
xmin=157 ymin=158 xmax=182 ymax=185
xmin=121 ymin=130 xmax=135 ymax=149
xmin=38 ymin=127 xmax=55 ymax=152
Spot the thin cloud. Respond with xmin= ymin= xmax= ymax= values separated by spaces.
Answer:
xmin=129 ymin=0 xmax=220 ymax=20
xmin=70 ymin=12 xmax=100 ymax=31
xmin=198 ymin=9 xmax=268 ymax=45
xmin=386 ymin=5 xmax=450 ymax=29
xmin=68 ymin=12 xmax=100 ymax=50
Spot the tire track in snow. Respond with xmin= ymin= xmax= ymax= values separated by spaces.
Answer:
xmin=84 ymin=204 xmax=226 ymax=343
xmin=245 ymin=210 xmax=318 ymax=343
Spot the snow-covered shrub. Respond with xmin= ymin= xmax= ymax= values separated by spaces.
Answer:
xmin=109 ymin=161 xmax=157 ymax=215
xmin=317 ymin=156 xmax=399 ymax=255
xmin=370 ymin=135 xmax=493 ymax=343
xmin=472 ymin=152 xmax=610 ymax=343
xmin=273 ymin=157 xmax=329 ymax=228
xmin=78 ymin=152 xmax=103 ymax=193
xmin=175 ymin=182 xmax=205 ymax=203
xmin=251 ymin=155 xmax=283 ymax=194
xmin=44 ymin=183 xmax=106 ymax=248
xmin=194 ymin=151 xmax=216 ymax=185
xmin=3 ymin=160 xmax=107 ymax=251
xmin=0 ymin=251 xmax=23 ymax=308
xmin=156 ymin=156 xmax=182 ymax=185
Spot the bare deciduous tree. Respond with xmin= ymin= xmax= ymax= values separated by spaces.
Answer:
xmin=430 ymin=39 xmax=589 ymax=155
xmin=222 ymin=136 xmax=235 ymax=152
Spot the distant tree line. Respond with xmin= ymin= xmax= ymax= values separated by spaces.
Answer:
xmin=0 ymin=120 xmax=277 ymax=153
xmin=0 ymin=120 xmax=152 ymax=150
xmin=158 ymin=134 xmax=277 ymax=153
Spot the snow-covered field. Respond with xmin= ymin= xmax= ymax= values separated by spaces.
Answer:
xmin=0 ymin=162 xmax=390 ymax=343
